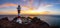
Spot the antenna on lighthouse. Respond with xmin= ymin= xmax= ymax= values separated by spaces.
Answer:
xmin=16 ymin=5 xmax=22 ymax=24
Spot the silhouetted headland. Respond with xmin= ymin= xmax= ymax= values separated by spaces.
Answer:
xmin=0 ymin=17 xmax=58 ymax=28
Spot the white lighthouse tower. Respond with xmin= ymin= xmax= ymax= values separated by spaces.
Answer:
xmin=16 ymin=5 xmax=22 ymax=24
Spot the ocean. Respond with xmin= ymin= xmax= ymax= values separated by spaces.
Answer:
xmin=0 ymin=15 xmax=60 ymax=26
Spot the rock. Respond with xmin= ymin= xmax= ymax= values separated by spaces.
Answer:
xmin=0 ymin=17 xmax=50 ymax=28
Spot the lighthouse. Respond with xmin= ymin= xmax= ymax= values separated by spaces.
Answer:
xmin=17 ymin=5 xmax=21 ymax=18
xmin=16 ymin=5 xmax=22 ymax=24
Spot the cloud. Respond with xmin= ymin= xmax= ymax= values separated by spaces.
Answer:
xmin=23 ymin=0 xmax=27 ymax=1
xmin=29 ymin=0 xmax=34 ymax=4
xmin=0 ymin=3 xmax=17 ymax=8
xmin=0 ymin=10 xmax=60 ymax=15
xmin=37 ymin=3 xmax=53 ymax=12
xmin=0 ymin=11 xmax=17 ymax=15
xmin=28 ymin=0 xmax=34 ymax=7
xmin=22 ymin=0 xmax=34 ymax=6
xmin=0 ymin=10 xmax=50 ymax=15
xmin=39 ymin=11 xmax=50 ymax=14
xmin=21 ymin=5 xmax=35 ymax=10
xmin=0 ymin=3 xmax=34 ymax=10
xmin=40 ymin=3 xmax=53 ymax=8
xmin=21 ymin=10 xmax=50 ymax=15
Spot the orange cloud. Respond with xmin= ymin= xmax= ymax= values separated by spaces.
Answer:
xmin=40 ymin=11 xmax=50 ymax=14
xmin=21 ymin=10 xmax=50 ymax=15
xmin=5 ymin=3 xmax=17 ymax=6
xmin=21 ymin=5 xmax=35 ymax=10
xmin=0 ymin=11 xmax=17 ymax=15
xmin=0 ymin=10 xmax=51 ymax=15
xmin=0 ymin=3 xmax=17 ymax=8
xmin=0 ymin=12 xmax=5 ymax=14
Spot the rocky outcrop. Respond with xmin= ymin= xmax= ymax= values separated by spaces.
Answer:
xmin=0 ymin=17 xmax=50 ymax=28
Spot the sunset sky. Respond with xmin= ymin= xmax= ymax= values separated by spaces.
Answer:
xmin=0 ymin=0 xmax=60 ymax=15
